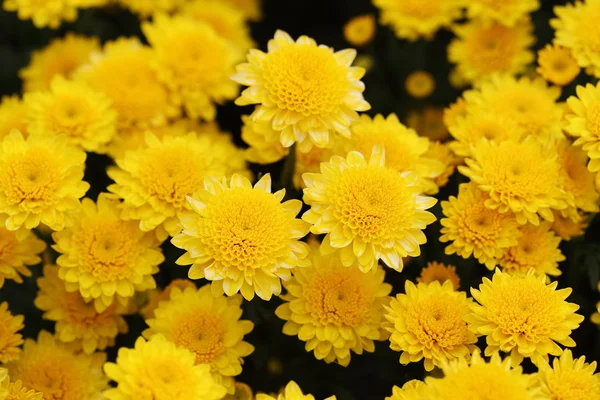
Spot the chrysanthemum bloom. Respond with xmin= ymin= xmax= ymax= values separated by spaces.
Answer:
xmin=0 ymin=227 xmax=46 ymax=288
xmin=143 ymin=285 xmax=254 ymax=393
xmin=35 ymin=264 xmax=129 ymax=354
xmin=3 ymin=0 xmax=77 ymax=28
xmin=173 ymin=174 xmax=309 ymax=300
xmin=466 ymin=0 xmax=540 ymax=27
xmin=440 ymin=183 xmax=521 ymax=269
xmin=373 ymin=0 xmax=463 ymax=41
xmin=565 ymin=82 xmax=600 ymax=172
xmin=535 ymin=350 xmax=600 ymax=399
xmin=139 ymin=278 xmax=196 ymax=319
xmin=417 ymin=261 xmax=460 ymax=290
xmin=116 ymin=0 xmax=183 ymax=17
xmin=551 ymin=0 xmax=600 ymax=78
xmin=463 ymin=74 xmax=563 ymax=140
xmin=385 ymin=380 xmax=429 ymax=400
xmin=53 ymin=194 xmax=164 ymax=313
xmin=467 ymin=269 xmax=584 ymax=366
xmin=384 ymin=280 xmax=478 ymax=371
xmin=256 ymin=381 xmax=335 ymax=400
xmin=0 ymin=96 xmax=28 ymax=139
xmin=0 ymin=378 xmax=44 ymax=400
xmin=19 ymin=34 xmax=99 ymax=93
xmin=24 ymin=77 xmax=117 ymax=152
xmin=232 ymin=30 xmax=370 ymax=152
xmin=459 ymin=139 xmax=571 ymax=225
xmin=5 ymin=330 xmax=107 ymax=400
xmin=0 ymin=130 xmax=89 ymax=232
xmin=242 ymin=116 xmax=289 ymax=164
xmin=405 ymin=71 xmax=435 ymax=99
xmin=406 ymin=106 xmax=449 ymax=141
xmin=424 ymin=141 xmax=460 ymax=189
xmin=343 ymin=14 xmax=376 ymax=47
xmin=425 ymin=351 xmax=541 ymax=400
xmin=537 ymin=44 xmax=581 ymax=86
xmin=499 ymin=223 xmax=565 ymax=278
xmin=0 ymin=302 xmax=24 ymax=363
xmin=448 ymin=19 xmax=535 ymax=84
xmin=303 ymin=145 xmax=436 ymax=272
xmin=275 ymin=249 xmax=391 ymax=366
xmin=108 ymin=132 xmax=249 ymax=240
xmin=75 ymin=38 xmax=177 ymax=128
xmin=143 ymin=15 xmax=242 ymax=121
xmin=552 ymin=210 xmax=588 ymax=241
xmin=103 ymin=335 xmax=226 ymax=400
xmin=338 ymin=114 xmax=445 ymax=194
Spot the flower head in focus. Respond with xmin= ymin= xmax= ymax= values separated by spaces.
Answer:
xmin=565 ymin=82 xmax=600 ymax=172
xmin=535 ymin=349 xmax=600 ymax=400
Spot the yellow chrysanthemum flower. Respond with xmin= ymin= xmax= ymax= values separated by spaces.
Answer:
xmin=440 ymin=183 xmax=521 ymax=270
xmin=173 ymin=174 xmax=310 ymax=301
xmin=551 ymin=0 xmax=600 ymax=78
xmin=384 ymin=280 xmax=478 ymax=371
xmin=417 ymin=261 xmax=460 ymax=290
xmin=552 ymin=210 xmax=588 ymax=241
xmin=303 ymin=145 xmax=436 ymax=272
xmin=139 ymin=278 xmax=196 ymax=319
xmin=449 ymin=19 xmax=534 ymax=85
xmin=103 ymin=335 xmax=227 ymax=400
xmin=19 ymin=34 xmax=99 ymax=93
xmin=0 ymin=96 xmax=28 ymax=139
xmin=466 ymin=0 xmax=540 ymax=27
xmin=0 ymin=130 xmax=89 ymax=232
xmin=293 ymin=146 xmax=336 ymax=190
xmin=143 ymin=14 xmax=242 ymax=121
xmin=0 ymin=227 xmax=46 ymax=288
xmin=116 ymin=0 xmax=183 ymax=17
xmin=535 ymin=349 xmax=600 ymax=399
xmin=499 ymin=223 xmax=565 ymax=277
xmin=424 ymin=141 xmax=460 ymax=189
xmin=24 ymin=77 xmax=117 ymax=152
xmin=75 ymin=37 xmax=176 ymax=128
xmin=459 ymin=139 xmax=571 ymax=225
xmin=467 ymin=269 xmax=584 ymax=366
xmin=242 ymin=116 xmax=289 ymax=164
xmin=232 ymin=30 xmax=370 ymax=151
xmin=256 ymin=381 xmax=335 ymax=400
xmin=343 ymin=14 xmax=376 ymax=47
xmin=223 ymin=382 xmax=254 ymax=400
xmin=275 ymin=249 xmax=391 ymax=366
xmin=53 ymin=194 xmax=164 ymax=313
xmin=537 ymin=44 xmax=581 ymax=86
xmin=3 ymin=0 xmax=77 ymax=28
xmin=373 ymin=0 xmax=463 ymax=41
xmin=35 ymin=264 xmax=128 ymax=354
xmin=0 ymin=378 xmax=44 ymax=400
xmin=5 ymin=330 xmax=107 ymax=400
xmin=425 ymin=351 xmax=541 ymax=400
xmin=0 ymin=302 xmax=24 ymax=363
xmin=108 ymin=131 xmax=249 ymax=240
xmin=385 ymin=380 xmax=428 ymax=400
xmin=565 ymin=82 xmax=600 ymax=172
xmin=405 ymin=71 xmax=435 ymax=99
xmin=406 ymin=106 xmax=449 ymax=142
xmin=443 ymin=98 xmax=468 ymax=132
xmin=143 ymin=285 xmax=254 ymax=393
xmin=463 ymin=74 xmax=563 ymax=140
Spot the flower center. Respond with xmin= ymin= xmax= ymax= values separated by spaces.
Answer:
xmin=170 ymin=312 xmax=225 ymax=364
xmin=460 ymin=203 xmax=506 ymax=246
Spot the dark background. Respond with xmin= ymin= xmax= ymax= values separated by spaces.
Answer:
xmin=1 ymin=1 xmax=599 ymax=399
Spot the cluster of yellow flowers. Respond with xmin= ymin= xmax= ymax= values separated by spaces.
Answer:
xmin=0 ymin=0 xmax=599 ymax=399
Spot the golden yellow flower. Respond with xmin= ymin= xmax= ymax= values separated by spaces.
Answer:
xmin=535 ymin=349 xmax=600 ymax=399
xmin=417 ymin=261 xmax=460 ymax=290
xmin=116 ymin=0 xmax=183 ymax=17
xmin=293 ymin=145 xmax=335 ymax=190
xmin=143 ymin=14 xmax=242 ymax=121
xmin=139 ymin=278 xmax=196 ymax=320
xmin=76 ymin=37 xmax=176 ymax=128
xmin=0 ymin=378 xmax=44 ymax=400
xmin=343 ymin=14 xmax=376 ymax=47
xmin=459 ymin=139 xmax=571 ymax=225
xmin=173 ymin=174 xmax=310 ymax=301
xmin=108 ymin=131 xmax=249 ymax=239
xmin=224 ymin=382 xmax=254 ymax=400
xmin=552 ymin=210 xmax=588 ymax=241
xmin=405 ymin=71 xmax=435 ymax=99
xmin=222 ymin=0 xmax=261 ymax=20
xmin=565 ymin=81 xmax=600 ymax=172
xmin=103 ymin=335 xmax=227 ymax=400
xmin=5 ymin=330 xmax=107 ymax=400
xmin=551 ymin=0 xmax=600 ymax=78
xmin=0 ymin=227 xmax=45 ymax=288
xmin=0 ymin=96 xmax=28 ymax=139
xmin=256 ymin=381 xmax=335 ymax=400
xmin=0 ymin=130 xmax=89 ymax=232
xmin=443 ymin=98 xmax=468 ymax=132
xmin=406 ymin=106 xmax=449 ymax=141
xmin=384 ymin=280 xmax=478 ymax=371
xmin=385 ymin=380 xmax=429 ymax=400
xmin=449 ymin=19 xmax=534 ymax=84
xmin=373 ymin=0 xmax=463 ymax=41
xmin=275 ymin=249 xmax=391 ymax=366
xmin=35 ymin=264 xmax=129 ymax=354
xmin=233 ymin=30 xmax=370 ymax=151
xmin=0 ymin=302 xmax=24 ymax=364
xmin=440 ymin=183 xmax=521 ymax=270
xmin=466 ymin=0 xmax=540 ymax=27
xmin=537 ymin=44 xmax=581 ymax=86
xmin=20 ymin=34 xmax=99 ymax=93
xmin=467 ymin=269 xmax=584 ymax=366
xmin=242 ymin=116 xmax=289 ymax=164
xmin=143 ymin=285 xmax=254 ymax=393
xmin=423 ymin=140 xmax=460 ymax=189
xmin=3 ymin=0 xmax=77 ymax=28
xmin=303 ymin=145 xmax=436 ymax=273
